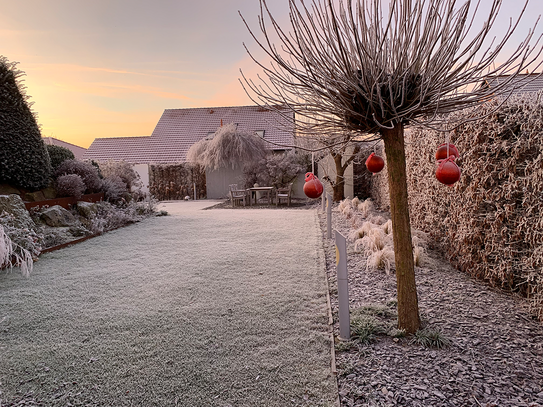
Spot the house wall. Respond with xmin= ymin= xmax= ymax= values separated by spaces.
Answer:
xmin=317 ymin=152 xmax=355 ymax=199
xmin=206 ymin=167 xmax=244 ymax=199
xmin=133 ymin=164 xmax=149 ymax=194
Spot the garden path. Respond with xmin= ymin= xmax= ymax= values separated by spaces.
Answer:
xmin=0 ymin=200 xmax=337 ymax=407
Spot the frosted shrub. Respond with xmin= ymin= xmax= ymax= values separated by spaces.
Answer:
xmin=99 ymin=160 xmax=142 ymax=192
xmin=56 ymin=174 xmax=85 ymax=199
xmin=101 ymin=175 xmax=128 ymax=203
xmin=55 ymin=159 xmax=102 ymax=193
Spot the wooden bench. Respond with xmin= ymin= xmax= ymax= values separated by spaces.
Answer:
xmin=276 ymin=183 xmax=293 ymax=207
xmin=229 ymin=184 xmax=248 ymax=207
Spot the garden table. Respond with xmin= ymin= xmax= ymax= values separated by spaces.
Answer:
xmin=247 ymin=186 xmax=275 ymax=205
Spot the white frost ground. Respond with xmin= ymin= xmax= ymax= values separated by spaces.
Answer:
xmin=0 ymin=200 xmax=337 ymax=407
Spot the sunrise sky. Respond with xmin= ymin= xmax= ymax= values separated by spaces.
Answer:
xmin=1 ymin=0 xmax=542 ymax=148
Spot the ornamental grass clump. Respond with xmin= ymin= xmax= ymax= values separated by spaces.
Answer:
xmin=411 ymin=328 xmax=451 ymax=349
xmin=0 ymin=217 xmax=38 ymax=277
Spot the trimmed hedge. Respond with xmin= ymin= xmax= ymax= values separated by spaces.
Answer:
xmin=0 ymin=56 xmax=51 ymax=190
xmin=369 ymin=93 xmax=543 ymax=320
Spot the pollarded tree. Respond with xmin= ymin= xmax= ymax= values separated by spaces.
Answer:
xmin=240 ymin=0 xmax=542 ymax=333
xmin=0 ymin=56 xmax=51 ymax=190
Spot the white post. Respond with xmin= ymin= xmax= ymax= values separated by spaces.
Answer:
xmin=326 ymin=193 xmax=332 ymax=239
xmin=321 ymin=193 xmax=326 ymax=212
xmin=335 ymin=230 xmax=350 ymax=341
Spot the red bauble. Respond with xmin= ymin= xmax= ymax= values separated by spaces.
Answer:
xmin=435 ymin=143 xmax=459 ymax=160
xmin=303 ymin=172 xmax=324 ymax=199
xmin=436 ymin=157 xmax=461 ymax=186
xmin=365 ymin=152 xmax=385 ymax=173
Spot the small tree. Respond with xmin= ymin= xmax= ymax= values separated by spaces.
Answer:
xmin=0 ymin=56 xmax=51 ymax=190
xmin=187 ymin=122 xmax=267 ymax=170
xmin=240 ymin=0 xmax=542 ymax=333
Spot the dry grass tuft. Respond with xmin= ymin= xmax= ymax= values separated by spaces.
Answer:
xmin=413 ymin=245 xmax=425 ymax=267
xmin=381 ymin=219 xmax=393 ymax=235
xmin=366 ymin=247 xmax=395 ymax=275
xmin=358 ymin=199 xmax=374 ymax=217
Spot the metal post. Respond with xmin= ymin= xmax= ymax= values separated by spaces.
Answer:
xmin=335 ymin=230 xmax=350 ymax=340
xmin=321 ymin=192 xmax=326 ymax=212
xmin=312 ymin=152 xmax=315 ymax=174
xmin=193 ymin=183 xmax=197 ymax=200
xmin=326 ymin=193 xmax=332 ymax=239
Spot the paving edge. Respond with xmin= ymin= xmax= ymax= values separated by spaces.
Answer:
xmin=316 ymin=210 xmax=341 ymax=407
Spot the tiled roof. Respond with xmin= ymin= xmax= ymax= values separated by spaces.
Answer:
xmin=482 ymin=73 xmax=543 ymax=96
xmin=82 ymin=105 xmax=295 ymax=164
xmin=42 ymin=137 xmax=87 ymax=159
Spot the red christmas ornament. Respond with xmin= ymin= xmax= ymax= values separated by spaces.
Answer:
xmin=365 ymin=152 xmax=385 ymax=173
xmin=303 ymin=172 xmax=324 ymax=199
xmin=436 ymin=157 xmax=461 ymax=186
xmin=435 ymin=143 xmax=459 ymax=160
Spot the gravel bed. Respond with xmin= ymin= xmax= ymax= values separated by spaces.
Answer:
xmin=319 ymin=203 xmax=543 ymax=407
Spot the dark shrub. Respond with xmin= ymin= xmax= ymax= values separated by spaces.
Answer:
xmin=56 ymin=174 xmax=85 ymax=199
xmin=0 ymin=56 xmax=51 ymax=190
xmin=46 ymin=145 xmax=75 ymax=171
xmin=54 ymin=159 xmax=102 ymax=193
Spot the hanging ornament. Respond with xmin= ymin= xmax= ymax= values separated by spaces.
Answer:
xmin=435 ymin=143 xmax=459 ymax=160
xmin=303 ymin=172 xmax=324 ymax=199
xmin=436 ymin=157 xmax=461 ymax=186
xmin=365 ymin=152 xmax=385 ymax=173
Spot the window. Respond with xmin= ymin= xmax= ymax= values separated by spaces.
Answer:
xmin=255 ymin=130 xmax=265 ymax=138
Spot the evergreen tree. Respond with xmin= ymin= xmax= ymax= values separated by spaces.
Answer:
xmin=0 ymin=56 xmax=51 ymax=190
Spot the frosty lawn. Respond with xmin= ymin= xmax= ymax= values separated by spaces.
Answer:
xmin=0 ymin=201 xmax=337 ymax=406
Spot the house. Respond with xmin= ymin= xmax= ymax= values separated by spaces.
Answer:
xmin=480 ymin=73 xmax=543 ymax=96
xmin=42 ymin=137 xmax=87 ymax=160
xmin=82 ymin=105 xmax=295 ymax=198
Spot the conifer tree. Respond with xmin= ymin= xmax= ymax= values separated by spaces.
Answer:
xmin=0 ymin=56 xmax=51 ymax=190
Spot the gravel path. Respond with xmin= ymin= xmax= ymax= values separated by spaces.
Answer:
xmin=320 ymin=202 xmax=543 ymax=407
xmin=0 ymin=200 xmax=337 ymax=407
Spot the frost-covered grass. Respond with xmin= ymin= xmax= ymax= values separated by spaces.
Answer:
xmin=0 ymin=200 xmax=337 ymax=407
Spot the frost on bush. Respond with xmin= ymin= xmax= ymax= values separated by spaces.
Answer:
xmin=369 ymin=92 xmax=543 ymax=320
xmin=56 ymin=174 xmax=85 ymax=199
xmin=242 ymin=150 xmax=310 ymax=188
xmin=99 ymin=160 xmax=142 ymax=192
xmin=0 ymin=212 xmax=42 ymax=276
xmin=55 ymin=159 xmax=102 ymax=193
xmin=101 ymin=175 xmax=128 ymax=203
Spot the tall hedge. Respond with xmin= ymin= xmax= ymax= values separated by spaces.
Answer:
xmin=369 ymin=93 xmax=543 ymax=320
xmin=0 ymin=56 xmax=51 ymax=190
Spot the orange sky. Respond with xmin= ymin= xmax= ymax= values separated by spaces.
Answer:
xmin=1 ymin=0 xmax=542 ymax=149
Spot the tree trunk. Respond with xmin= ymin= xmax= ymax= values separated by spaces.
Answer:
xmin=333 ymin=154 xmax=345 ymax=201
xmin=381 ymin=123 xmax=421 ymax=334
